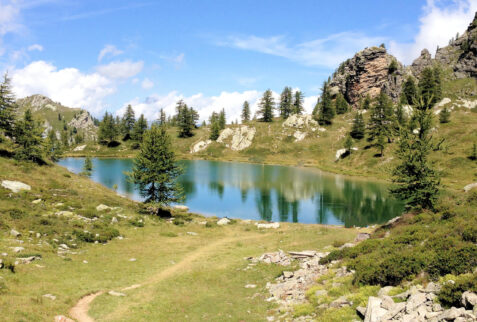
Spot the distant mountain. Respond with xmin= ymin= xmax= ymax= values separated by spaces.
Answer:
xmin=16 ymin=94 xmax=97 ymax=143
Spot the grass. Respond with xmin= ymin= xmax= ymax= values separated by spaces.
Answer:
xmin=0 ymin=154 xmax=358 ymax=321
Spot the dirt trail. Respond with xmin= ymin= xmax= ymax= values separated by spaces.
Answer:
xmin=68 ymin=234 xmax=264 ymax=322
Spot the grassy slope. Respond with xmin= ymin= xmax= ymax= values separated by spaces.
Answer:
xmin=0 ymin=155 xmax=358 ymax=321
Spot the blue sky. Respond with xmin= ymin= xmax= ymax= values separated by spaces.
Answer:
xmin=1 ymin=0 xmax=476 ymax=122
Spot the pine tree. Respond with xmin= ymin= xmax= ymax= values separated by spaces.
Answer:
xmin=293 ymin=90 xmax=304 ymax=115
xmin=350 ymin=112 xmax=365 ymax=140
xmin=82 ymin=156 xmax=93 ymax=176
xmin=368 ymin=91 xmax=394 ymax=147
xmin=127 ymin=124 xmax=183 ymax=209
xmin=258 ymin=89 xmax=275 ymax=122
xmin=419 ymin=67 xmax=442 ymax=106
xmin=176 ymin=100 xmax=195 ymax=138
xmin=317 ymin=81 xmax=335 ymax=125
xmin=433 ymin=66 xmax=442 ymax=103
xmin=98 ymin=112 xmax=118 ymax=145
xmin=395 ymin=104 xmax=408 ymax=128
xmin=14 ymin=109 xmax=44 ymax=162
xmin=219 ymin=108 xmax=226 ymax=129
xmin=0 ymin=73 xmax=17 ymax=138
xmin=159 ymin=108 xmax=166 ymax=126
xmin=401 ymin=76 xmax=418 ymax=105
xmin=279 ymin=87 xmax=293 ymax=118
xmin=390 ymin=97 xmax=440 ymax=210
xmin=388 ymin=59 xmax=398 ymax=73
xmin=439 ymin=107 xmax=451 ymax=123
xmin=45 ymin=129 xmax=62 ymax=161
xmin=121 ymin=104 xmax=136 ymax=140
xmin=133 ymin=114 xmax=148 ymax=141
xmin=361 ymin=94 xmax=372 ymax=110
xmin=335 ymin=93 xmax=349 ymax=114
xmin=344 ymin=134 xmax=353 ymax=155
xmin=376 ymin=132 xmax=386 ymax=157
xmin=209 ymin=112 xmax=220 ymax=140
xmin=241 ymin=101 xmax=250 ymax=123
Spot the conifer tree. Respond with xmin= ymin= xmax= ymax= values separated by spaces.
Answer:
xmin=395 ymin=104 xmax=408 ymax=128
xmin=368 ymin=91 xmax=394 ymax=147
xmin=293 ymin=90 xmax=304 ymax=115
xmin=361 ymin=94 xmax=372 ymax=110
xmin=98 ymin=112 xmax=118 ymax=145
xmin=176 ymin=100 xmax=195 ymax=138
xmin=159 ymin=108 xmax=166 ymax=126
xmin=45 ymin=129 xmax=62 ymax=161
xmin=419 ymin=67 xmax=442 ymax=106
xmin=14 ymin=109 xmax=44 ymax=162
xmin=0 ymin=73 xmax=17 ymax=138
xmin=82 ymin=156 xmax=93 ymax=176
xmin=258 ymin=89 xmax=275 ymax=122
xmin=350 ymin=112 xmax=365 ymax=140
xmin=376 ymin=132 xmax=386 ymax=157
xmin=121 ymin=105 xmax=136 ymax=140
xmin=241 ymin=101 xmax=250 ymax=123
xmin=470 ymin=143 xmax=477 ymax=161
xmin=390 ymin=97 xmax=440 ymax=210
xmin=209 ymin=112 xmax=220 ymax=140
xmin=133 ymin=114 xmax=148 ymax=141
xmin=128 ymin=124 xmax=183 ymax=210
xmin=279 ymin=87 xmax=293 ymax=118
xmin=317 ymin=81 xmax=335 ymax=125
xmin=439 ymin=107 xmax=451 ymax=123
xmin=433 ymin=67 xmax=442 ymax=103
xmin=344 ymin=134 xmax=353 ymax=155
xmin=219 ymin=108 xmax=226 ymax=129
xmin=335 ymin=93 xmax=349 ymax=114
xmin=401 ymin=76 xmax=418 ymax=105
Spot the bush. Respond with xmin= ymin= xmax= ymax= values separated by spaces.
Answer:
xmin=427 ymin=245 xmax=477 ymax=279
xmin=173 ymin=218 xmax=184 ymax=226
xmin=129 ymin=217 xmax=145 ymax=227
xmin=160 ymin=232 xmax=178 ymax=237
xmin=461 ymin=227 xmax=477 ymax=243
xmin=438 ymin=273 xmax=477 ymax=307
xmin=9 ymin=209 xmax=25 ymax=219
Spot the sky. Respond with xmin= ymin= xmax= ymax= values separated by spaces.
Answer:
xmin=1 ymin=0 xmax=476 ymax=123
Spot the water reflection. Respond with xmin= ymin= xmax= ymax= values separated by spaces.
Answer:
xmin=58 ymin=158 xmax=404 ymax=227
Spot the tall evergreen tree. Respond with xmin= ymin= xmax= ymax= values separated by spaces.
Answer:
xmin=292 ymin=90 xmax=304 ymax=115
xmin=433 ymin=67 xmax=442 ymax=103
xmin=159 ymin=108 xmax=166 ymax=126
xmin=401 ymin=76 xmax=418 ymax=105
xmin=335 ymin=93 xmax=349 ymax=114
xmin=390 ymin=97 xmax=440 ymax=210
xmin=127 ymin=125 xmax=183 ymax=211
xmin=361 ymin=94 xmax=372 ymax=110
xmin=0 ymin=73 xmax=17 ymax=138
xmin=176 ymin=100 xmax=195 ymax=138
xmin=317 ymin=81 xmax=335 ymax=125
xmin=98 ymin=112 xmax=118 ymax=145
xmin=14 ymin=109 xmax=44 ymax=162
xmin=350 ymin=112 xmax=365 ymax=140
xmin=258 ymin=89 xmax=275 ymax=122
xmin=219 ymin=108 xmax=226 ymax=129
xmin=279 ymin=87 xmax=293 ymax=118
xmin=241 ymin=101 xmax=250 ymax=123
xmin=395 ymin=104 xmax=408 ymax=128
xmin=419 ymin=67 xmax=442 ymax=106
xmin=367 ymin=91 xmax=394 ymax=147
xmin=209 ymin=112 xmax=220 ymax=140
xmin=133 ymin=114 xmax=148 ymax=141
xmin=121 ymin=105 xmax=136 ymax=140
xmin=45 ymin=129 xmax=62 ymax=161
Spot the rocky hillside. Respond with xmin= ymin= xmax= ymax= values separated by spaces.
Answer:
xmin=16 ymin=94 xmax=97 ymax=142
xmin=330 ymin=12 xmax=477 ymax=106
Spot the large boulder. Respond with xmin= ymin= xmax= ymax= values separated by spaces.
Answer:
xmin=364 ymin=296 xmax=388 ymax=322
xmin=1 ymin=180 xmax=31 ymax=193
xmin=217 ymin=126 xmax=256 ymax=151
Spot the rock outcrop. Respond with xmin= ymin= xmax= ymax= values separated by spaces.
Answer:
xmin=410 ymin=49 xmax=433 ymax=77
xmin=217 ymin=126 xmax=256 ymax=151
xmin=190 ymin=140 xmax=212 ymax=153
xmin=68 ymin=110 xmax=97 ymax=140
xmin=329 ymin=46 xmax=405 ymax=106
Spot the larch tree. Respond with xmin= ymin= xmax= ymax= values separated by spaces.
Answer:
xmin=350 ymin=112 xmax=366 ymax=140
xmin=279 ymin=87 xmax=293 ymax=119
xmin=121 ymin=104 xmax=136 ymax=140
xmin=335 ymin=93 xmax=349 ymax=115
xmin=128 ymin=124 xmax=183 ymax=212
xmin=14 ymin=109 xmax=44 ymax=162
xmin=367 ymin=91 xmax=394 ymax=148
xmin=241 ymin=101 xmax=250 ymax=123
xmin=0 ymin=73 xmax=17 ymax=138
xmin=317 ymin=81 xmax=335 ymax=125
xmin=258 ymin=89 xmax=275 ymax=122
xmin=133 ymin=114 xmax=148 ymax=142
xmin=292 ymin=90 xmax=304 ymax=115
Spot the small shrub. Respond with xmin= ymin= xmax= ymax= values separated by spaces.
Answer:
xmin=39 ymin=218 xmax=51 ymax=226
xmin=173 ymin=218 xmax=184 ymax=226
xmin=160 ymin=232 xmax=178 ymax=237
xmin=332 ymin=240 xmax=346 ymax=248
xmin=129 ymin=217 xmax=145 ymax=227
xmin=205 ymin=221 xmax=216 ymax=228
xmin=63 ymin=173 xmax=71 ymax=178
xmin=462 ymin=227 xmax=477 ymax=243
xmin=9 ymin=209 xmax=25 ymax=220
xmin=438 ymin=273 xmax=477 ymax=307
xmin=293 ymin=303 xmax=315 ymax=318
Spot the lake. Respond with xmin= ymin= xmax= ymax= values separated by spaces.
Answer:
xmin=58 ymin=158 xmax=403 ymax=227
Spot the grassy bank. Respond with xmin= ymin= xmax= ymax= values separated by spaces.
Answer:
xmin=0 ymin=155 xmax=360 ymax=321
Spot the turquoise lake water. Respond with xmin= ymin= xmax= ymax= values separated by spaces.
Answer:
xmin=58 ymin=158 xmax=403 ymax=227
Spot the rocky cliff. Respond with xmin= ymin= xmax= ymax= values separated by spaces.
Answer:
xmin=329 ymin=46 xmax=405 ymax=106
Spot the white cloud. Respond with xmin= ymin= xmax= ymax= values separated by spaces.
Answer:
xmin=96 ymin=60 xmax=144 ymax=80
xmin=0 ymin=0 xmax=21 ymax=36
xmin=98 ymin=44 xmax=123 ymax=61
xmin=160 ymin=53 xmax=185 ymax=67
xmin=116 ymin=90 xmax=318 ymax=124
xmin=11 ymin=60 xmax=115 ymax=113
xmin=217 ymin=32 xmax=385 ymax=68
xmin=27 ymin=44 xmax=43 ymax=52
xmin=141 ymin=78 xmax=154 ymax=89
xmin=389 ymin=0 xmax=477 ymax=64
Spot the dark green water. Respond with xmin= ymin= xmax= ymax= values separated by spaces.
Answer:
xmin=58 ymin=158 xmax=403 ymax=227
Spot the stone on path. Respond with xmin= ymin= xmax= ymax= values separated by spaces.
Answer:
xmin=1 ymin=180 xmax=31 ymax=193
xmin=108 ymin=290 xmax=126 ymax=297
xmin=55 ymin=315 xmax=74 ymax=322
xmin=129 ymin=258 xmax=136 ymax=262
xmin=245 ymin=284 xmax=257 ymax=288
